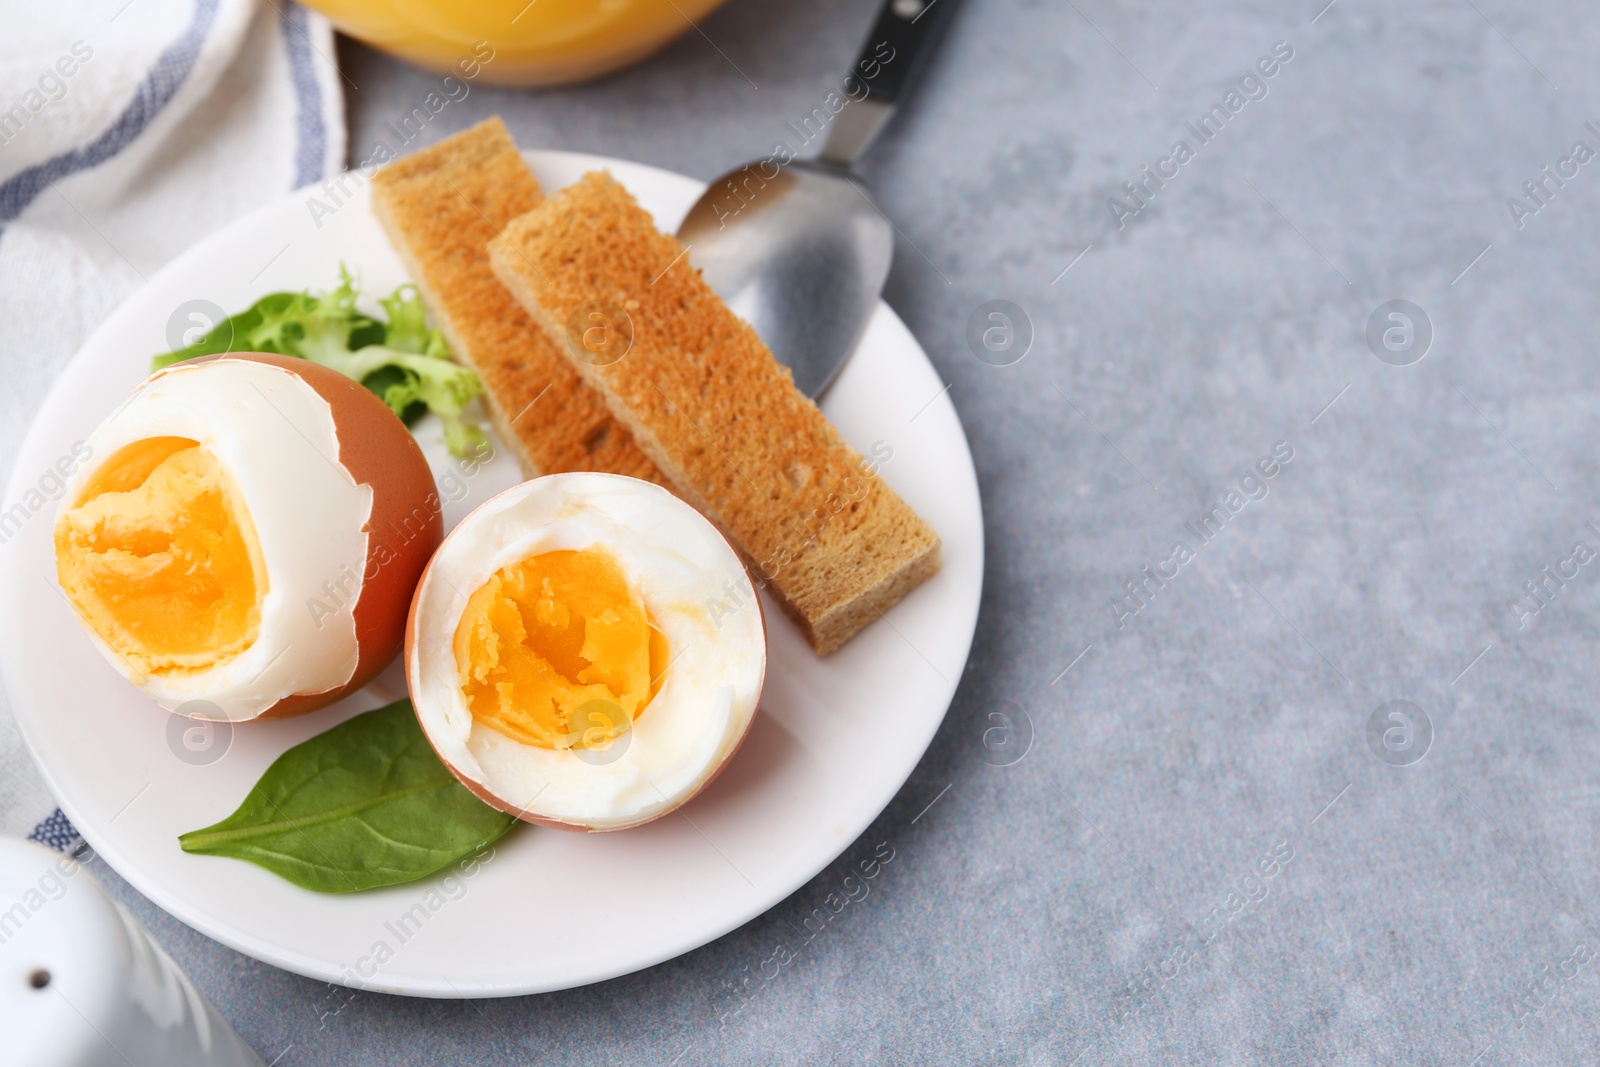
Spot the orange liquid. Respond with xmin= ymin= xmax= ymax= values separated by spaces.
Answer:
xmin=304 ymin=0 xmax=730 ymax=86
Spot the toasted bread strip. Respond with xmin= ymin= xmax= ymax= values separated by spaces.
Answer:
xmin=487 ymin=171 xmax=940 ymax=654
xmin=369 ymin=119 xmax=663 ymax=483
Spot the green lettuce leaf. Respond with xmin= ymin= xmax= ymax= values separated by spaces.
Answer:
xmin=152 ymin=266 xmax=485 ymax=457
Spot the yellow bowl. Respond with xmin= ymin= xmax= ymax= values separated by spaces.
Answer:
xmin=305 ymin=0 xmax=731 ymax=87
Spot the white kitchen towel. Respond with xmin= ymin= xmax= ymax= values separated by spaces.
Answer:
xmin=0 ymin=0 xmax=346 ymax=844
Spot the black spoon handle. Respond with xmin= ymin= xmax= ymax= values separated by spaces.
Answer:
xmin=854 ymin=0 xmax=963 ymax=104
xmin=820 ymin=0 xmax=963 ymax=165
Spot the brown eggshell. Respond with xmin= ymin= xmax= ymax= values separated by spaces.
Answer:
xmin=403 ymin=474 xmax=767 ymax=832
xmin=190 ymin=353 xmax=442 ymax=719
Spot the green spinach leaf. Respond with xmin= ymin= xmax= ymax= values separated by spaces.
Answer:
xmin=179 ymin=700 xmax=517 ymax=893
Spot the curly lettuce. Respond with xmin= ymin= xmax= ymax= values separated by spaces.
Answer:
xmin=153 ymin=266 xmax=485 ymax=457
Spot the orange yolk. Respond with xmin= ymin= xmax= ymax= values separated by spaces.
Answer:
xmin=54 ymin=437 xmax=266 ymax=677
xmin=454 ymin=547 xmax=667 ymax=749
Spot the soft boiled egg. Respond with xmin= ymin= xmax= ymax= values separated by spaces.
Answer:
xmin=406 ymin=472 xmax=767 ymax=832
xmin=54 ymin=354 xmax=441 ymax=721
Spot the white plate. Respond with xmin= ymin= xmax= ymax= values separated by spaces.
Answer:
xmin=0 ymin=151 xmax=982 ymax=997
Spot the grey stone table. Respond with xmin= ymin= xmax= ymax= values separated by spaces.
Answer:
xmin=86 ymin=0 xmax=1600 ymax=1062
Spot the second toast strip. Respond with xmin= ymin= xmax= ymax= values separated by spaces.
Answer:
xmin=487 ymin=171 xmax=940 ymax=654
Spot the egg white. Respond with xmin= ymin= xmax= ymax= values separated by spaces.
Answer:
xmin=409 ymin=472 xmax=766 ymax=831
xmin=58 ymin=358 xmax=372 ymax=720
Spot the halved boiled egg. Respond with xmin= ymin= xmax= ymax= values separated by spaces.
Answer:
xmin=54 ymin=354 xmax=441 ymax=721
xmin=406 ymin=472 xmax=766 ymax=832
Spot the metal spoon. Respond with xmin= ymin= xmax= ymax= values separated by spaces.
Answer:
xmin=677 ymin=0 xmax=962 ymax=398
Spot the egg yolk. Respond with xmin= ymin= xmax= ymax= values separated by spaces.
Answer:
xmin=54 ymin=437 xmax=267 ymax=678
xmin=454 ymin=547 xmax=668 ymax=750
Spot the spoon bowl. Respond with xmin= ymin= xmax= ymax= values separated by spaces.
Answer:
xmin=677 ymin=159 xmax=893 ymax=398
xmin=675 ymin=0 xmax=961 ymax=398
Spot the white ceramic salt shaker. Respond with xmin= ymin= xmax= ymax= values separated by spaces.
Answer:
xmin=0 ymin=836 xmax=264 ymax=1067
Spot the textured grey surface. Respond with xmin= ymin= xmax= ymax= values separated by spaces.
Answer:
xmin=83 ymin=0 xmax=1600 ymax=1063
